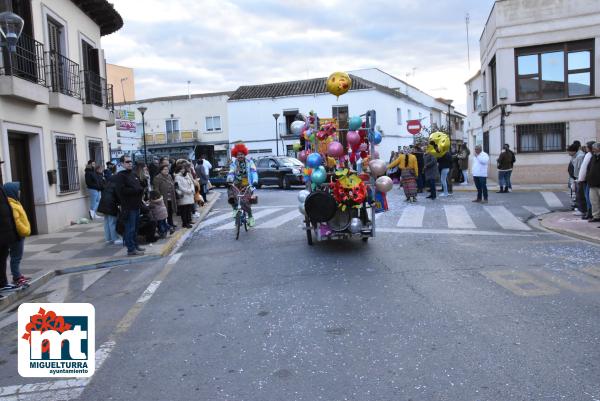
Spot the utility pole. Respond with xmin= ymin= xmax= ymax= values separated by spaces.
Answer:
xmin=466 ymin=13 xmax=471 ymax=71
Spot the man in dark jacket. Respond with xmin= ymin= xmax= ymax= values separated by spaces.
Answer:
xmin=437 ymin=151 xmax=453 ymax=196
xmin=0 ymin=186 xmax=19 ymax=294
xmin=587 ymin=142 xmax=600 ymax=223
xmin=114 ymin=155 xmax=145 ymax=256
xmin=97 ymin=175 xmax=122 ymax=244
xmin=413 ymin=145 xmax=425 ymax=193
xmin=424 ymin=152 xmax=439 ymax=200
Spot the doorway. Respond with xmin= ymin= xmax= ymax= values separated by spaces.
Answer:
xmin=8 ymin=132 xmax=38 ymax=235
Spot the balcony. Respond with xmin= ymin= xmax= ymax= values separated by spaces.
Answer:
xmin=46 ymin=51 xmax=82 ymax=114
xmin=82 ymin=70 xmax=114 ymax=122
xmin=0 ymin=34 xmax=49 ymax=105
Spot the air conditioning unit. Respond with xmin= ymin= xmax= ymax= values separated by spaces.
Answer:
xmin=477 ymin=92 xmax=488 ymax=115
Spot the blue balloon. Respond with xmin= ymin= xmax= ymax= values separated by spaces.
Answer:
xmin=372 ymin=131 xmax=382 ymax=145
xmin=349 ymin=116 xmax=362 ymax=131
xmin=311 ymin=166 xmax=327 ymax=185
xmin=306 ymin=153 xmax=323 ymax=168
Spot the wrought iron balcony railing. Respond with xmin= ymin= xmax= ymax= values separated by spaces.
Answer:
xmin=0 ymin=34 xmax=47 ymax=86
xmin=46 ymin=51 xmax=81 ymax=98
xmin=83 ymin=70 xmax=112 ymax=109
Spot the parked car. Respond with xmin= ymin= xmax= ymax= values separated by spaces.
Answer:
xmin=209 ymin=167 xmax=228 ymax=188
xmin=256 ymin=156 xmax=304 ymax=189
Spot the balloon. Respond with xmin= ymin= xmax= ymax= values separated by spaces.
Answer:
xmin=360 ymin=151 xmax=368 ymax=159
xmin=298 ymin=203 xmax=307 ymax=216
xmin=426 ymin=131 xmax=451 ymax=158
xmin=369 ymin=159 xmax=387 ymax=177
xmin=349 ymin=116 xmax=362 ymax=131
xmin=311 ymin=166 xmax=327 ymax=185
xmin=298 ymin=189 xmax=310 ymax=203
xmin=359 ymin=143 xmax=368 ymax=152
xmin=326 ymin=71 xmax=352 ymax=97
xmin=292 ymin=143 xmax=301 ymax=151
xmin=375 ymin=176 xmax=393 ymax=193
xmin=349 ymin=153 xmax=356 ymax=164
xmin=347 ymin=130 xmax=360 ymax=147
xmin=371 ymin=131 xmax=382 ymax=145
xmin=298 ymin=150 xmax=308 ymax=162
xmin=306 ymin=153 xmax=323 ymax=168
xmin=373 ymin=151 xmax=380 ymax=159
xmin=291 ymin=121 xmax=306 ymax=136
xmin=327 ymin=141 xmax=344 ymax=158
xmin=350 ymin=217 xmax=362 ymax=234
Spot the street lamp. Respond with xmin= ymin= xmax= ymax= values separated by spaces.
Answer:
xmin=137 ymin=106 xmax=148 ymax=164
xmin=272 ymin=113 xmax=280 ymax=156
xmin=0 ymin=8 xmax=24 ymax=75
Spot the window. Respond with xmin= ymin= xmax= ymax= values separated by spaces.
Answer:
xmin=88 ymin=140 xmax=104 ymax=166
xmin=257 ymin=159 xmax=269 ymax=168
xmin=396 ymin=108 xmax=402 ymax=125
xmin=516 ymin=39 xmax=594 ymax=101
xmin=205 ymin=116 xmax=221 ymax=132
xmin=407 ymin=109 xmax=412 ymax=120
xmin=166 ymin=119 xmax=179 ymax=134
xmin=332 ymin=105 xmax=348 ymax=147
xmin=55 ymin=136 xmax=80 ymax=193
xmin=472 ymin=90 xmax=479 ymax=111
xmin=483 ymin=131 xmax=489 ymax=154
xmin=490 ymin=57 xmax=497 ymax=106
xmin=517 ymin=123 xmax=566 ymax=153
xmin=268 ymin=159 xmax=277 ymax=169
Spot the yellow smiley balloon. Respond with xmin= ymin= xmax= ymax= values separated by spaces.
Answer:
xmin=326 ymin=72 xmax=352 ymax=98
xmin=426 ymin=131 xmax=451 ymax=158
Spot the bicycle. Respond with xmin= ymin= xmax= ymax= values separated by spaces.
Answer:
xmin=229 ymin=184 xmax=252 ymax=240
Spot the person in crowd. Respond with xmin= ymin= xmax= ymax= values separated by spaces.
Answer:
xmin=195 ymin=159 xmax=210 ymax=203
xmin=577 ymin=141 xmax=596 ymax=220
xmin=424 ymin=151 xmax=439 ymax=200
xmin=153 ymin=164 xmax=177 ymax=232
xmin=227 ymin=143 xmax=258 ymax=227
xmin=148 ymin=190 xmax=170 ymax=239
xmin=570 ymin=141 xmax=587 ymax=216
xmin=387 ymin=151 xmax=400 ymax=183
xmin=586 ymin=142 xmax=600 ymax=223
xmin=114 ymin=155 xmax=145 ymax=256
xmin=436 ymin=150 xmax=453 ymax=197
xmin=148 ymin=157 xmax=160 ymax=183
xmin=450 ymin=145 xmax=461 ymax=184
xmin=200 ymin=154 xmax=212 ymax=177
xmin=0 ymin=186 xmax=19 ymax=295
xmin=413 ymin=145 xmax=425 ymax=193
xmin=472 ymin=145 xmax=490 ymax=203
xmin=174 ymin=162 xmax=196 ymax=229
xmin=568 ymin=144 xmax=580 ymax=210
xmin=387 ymin=149 xmax=419 ymax=202
xmin=97 ymin=173 xmax=122 ymax=245
xmin=4 ymin=182 xmax=31 ymax=287
xmin=503 ymin=144 xmax=516 ymax=191
xmin=496 ymin=144 xmax=515 ymax=193
xmin=457 ymin=144 xmax=470 ymax=185
xmin=135 ymin=162 xmax=151 ymax=201
xmin=85 ymin=160 xmax=104 ymax=220
xmin=103 ymin=161 xmax=116 ymax=180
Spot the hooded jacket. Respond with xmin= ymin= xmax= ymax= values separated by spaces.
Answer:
xmin=0 ymin=186 xmax=18 ymax=246
xmin=149 ymin=197 xmax=168 ymax=221
xmin=97 ymin=175 xmax=120 ymax=216
xmin=85 ymin=166 xmax=104 ymax=191
xmin=3 ymin=182 xmax=30 ymax=238
xmin=114 ymin=169 xmax=144 ymax=211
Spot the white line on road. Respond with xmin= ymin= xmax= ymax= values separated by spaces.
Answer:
xmin=397 ymin=205 xmax=425 ymax=227
xmin=198 ymin=211 xmax=237 ymax=229
xmin=523 ymin=206 xmax=551 ymax=216
xmin=167 ymin=252 xmax=183 ymax=265
xmin=377 ymin=227 xmax=533 ymax=236
xmin=484 ymin=206 xmax=531 ymax=231
xmin=444 ymin=205 xmax=476 ymax=229
xmin=541 ymin=191 xmax=564 ymax=208
xmin=214 ymin=208 xmax=283 ymax=230
xmin=256 ymin=209 xmax=301 ymax=228
xmin=136 ymin=281 xmax=162 ymax=304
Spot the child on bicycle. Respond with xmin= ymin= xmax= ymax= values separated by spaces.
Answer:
xmin=227 ymin=143 xmax=258 ymax=227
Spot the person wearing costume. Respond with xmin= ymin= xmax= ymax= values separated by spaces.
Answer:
xmin=227 ymin=143 xmax=258 ymax=227
xmin=387 ymin=149 xmax=419 ymax=202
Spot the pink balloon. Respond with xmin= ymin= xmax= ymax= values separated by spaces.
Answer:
xmin=327 ymin=141 xmax=344 ymax=158
xmin=298 ymin=150 xmax=308 ymax=162
xmin=373 ymin=151 xmax=380 ymax=159
xmin=359 ymin=143 xmax=368 ymax=152
xmin=347 ymin=131 xmax=360 ymax=147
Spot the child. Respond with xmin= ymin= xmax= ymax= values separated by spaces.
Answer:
xmin=4 ymin=182 xmax=31 ymax=287
xmin=148 ymin=190 xmax=169 ymax=239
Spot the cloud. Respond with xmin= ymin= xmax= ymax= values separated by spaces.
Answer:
xmin=104 ymin=0 xmax=495 ymax=113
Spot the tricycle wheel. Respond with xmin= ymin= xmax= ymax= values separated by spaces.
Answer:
xmin=361 ymin=237 xmax=368 ymax=243
xmin=305 ymin=218 xmax=313 ymax=246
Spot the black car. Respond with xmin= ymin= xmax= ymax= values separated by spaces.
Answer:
xmin=256 ymin=156 xmax=305 ymax=189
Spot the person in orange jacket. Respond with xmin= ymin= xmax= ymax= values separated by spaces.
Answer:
xmin=4 ymin=182 xmax=31 ymax=287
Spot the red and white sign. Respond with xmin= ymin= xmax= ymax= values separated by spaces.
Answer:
xmin=406 ymin=120 xmax=422 ymax=135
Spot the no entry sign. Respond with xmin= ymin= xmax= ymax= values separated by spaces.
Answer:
xmin=407 ymin=120 xmax=422 ymax=135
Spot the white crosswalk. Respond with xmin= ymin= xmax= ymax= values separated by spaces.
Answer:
xmin=541 ymin=191 xmax=563 ymax=208
xmin=214 ymin=208 xmax=283 ymax=230
xmin=444 ymin=205 xmax=476 ymax=229
xmin=397 ymin=205 xmax=425 ymax=227
xmin=484 ymin=206 xmax=531 ymax=231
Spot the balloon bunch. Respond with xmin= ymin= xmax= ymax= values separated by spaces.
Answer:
xmin=367 ymin=159 xmax=393 ymax=194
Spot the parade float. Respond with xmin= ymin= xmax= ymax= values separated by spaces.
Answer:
xmin=294 ymin=72 xmax=394 ymax=245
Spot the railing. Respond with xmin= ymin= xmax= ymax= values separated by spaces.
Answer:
xmin=46 ymin=51 xmax=81 ymax=98
xmin=0 ymin=34 xmax=47 ymax=86
xmin=106 ymin=84 xmax=114 ymax=111
xmin=82 ymin=70 xmax=111 ymax=109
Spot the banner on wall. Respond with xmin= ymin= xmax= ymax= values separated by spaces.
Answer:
xmin=116 ymin=120 xmax=137 ymax=132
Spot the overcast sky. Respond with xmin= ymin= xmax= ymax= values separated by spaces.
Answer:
xmin=103 ymin=0 xmax=495 ymax=113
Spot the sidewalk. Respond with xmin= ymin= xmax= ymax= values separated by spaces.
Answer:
xmin=0 ymin=191 xmax=221 ymax=309
xmin=451 ymin=181 xmax=566 ymax=192
xmin=539 ymin=211 xmax=600 ymax=244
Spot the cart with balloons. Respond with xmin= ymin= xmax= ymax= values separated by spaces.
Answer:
xmin=294 ymin=72 xmax=395 ymax=245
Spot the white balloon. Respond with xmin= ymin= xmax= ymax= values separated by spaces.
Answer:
xmin=298 ymin=203 xmax=307 ymax=215
xmin=291 ymin=121 xmax=306 ymax=136
xmin=369 ymin=159 xmax=387 ymax=177
xmin=298 ymin=190 xmax=310 ymax=204
xmin=375 ymin=176 xmax=393 ymax=193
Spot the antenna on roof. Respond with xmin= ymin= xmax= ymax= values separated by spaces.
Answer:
xmin=465 ymin=13 xmax=471 ymax=71
xmin=187 ymin=80 xmax=191 ymax=99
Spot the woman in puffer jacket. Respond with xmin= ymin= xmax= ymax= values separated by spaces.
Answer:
xmin=174 ymin=162 xmax=195 ymax=228
xmin=3 ymin=182 xmax=31 ymax=287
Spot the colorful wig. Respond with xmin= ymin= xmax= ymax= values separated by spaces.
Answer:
xmin=231 ymin=143 xmax=249 ymax=156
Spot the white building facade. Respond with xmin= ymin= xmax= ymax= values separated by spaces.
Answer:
xmin=470 ymin=0 xmax=600 ymax=184
xmin=0 ymin=0 xmax=121 ymax=233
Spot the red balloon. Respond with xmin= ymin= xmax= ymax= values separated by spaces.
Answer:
xmin=349 ymin=153 xmax=357 ymax=163
xmin=360 ymin=151 xmax=368 ymax=159
xmin=358 ymin=130 xmax=367 ymax=139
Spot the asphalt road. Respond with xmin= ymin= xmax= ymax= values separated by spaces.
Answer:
xmin=1 ymin=186 xmax=599 ymax=401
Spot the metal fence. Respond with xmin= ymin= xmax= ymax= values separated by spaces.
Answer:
xmin=516 ymin=123 xmax=566 ymax=153
xmin=55 ymin=135 xmax=80 ymax=193
xmin=0 ymin=34 xmax=47 ymax=86
xmin=47 ymin=51 xmax=81 ymax=98
xmin=83 ymin=70 xmax=111 ymax=108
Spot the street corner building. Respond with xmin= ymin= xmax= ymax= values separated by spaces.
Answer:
xmin=466 ymin=0 xmax=600 ymax=184
xmin=0 ymin=0 xmax=122 ymax=234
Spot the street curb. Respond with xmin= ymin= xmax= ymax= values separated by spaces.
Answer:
xmin=0 ymin=271 xmax=55 ymax=312
xmin=538 ymin=218 xmax=600 ymax=246
xmin=55 ymin=255 xmax=162 ymax=275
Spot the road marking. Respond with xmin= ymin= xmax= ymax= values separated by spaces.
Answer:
xmin=214 ymin=208 xmax=283 ymax=230
xmin=481 ymin=270 xmax=560 ymax=296
xmin=444 ymin=205 xmax=476 ymax=229
xmin=256 ymin=209 xmax=301 ymax=228
xmin=541 ymin=191 xmax=563 ymax=208
xmin=523 ymin=206 xmax=551 ymax=216
xmin=535 ymin=270 xmax=600 ymax=293
xmin=167 ymin=252 xmax=183 ymax=265
xmin=582 ymin=266 xmax=600 ymax=279
xmin=484 ymin=206 xmax=531 ymax=231
xmin=136 ymin=281 xmax=162 ymax=304
xmin=397 ymin=205 xmax=425 ymax=227
xmin=198 ymin=211 xmax=236 ymax=229
xmin=377 ymin=227 xmax=533 ymax=236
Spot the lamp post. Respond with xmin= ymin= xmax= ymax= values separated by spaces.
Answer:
xmin=0 ymin=7 xmax=25 ymax=75
xmin=137 ymin=106 xmax=148 ymax=164
xmin=272 ymin=113 xmax=280 ymax=156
